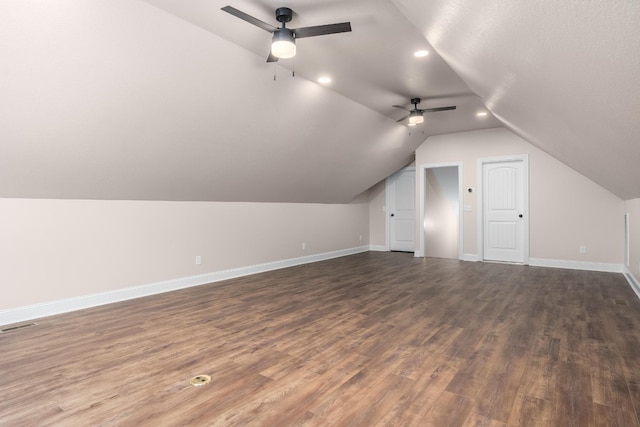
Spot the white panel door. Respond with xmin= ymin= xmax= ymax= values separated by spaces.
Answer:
xmin=483 ymin=160 xmax=525 ymax=262
xmin=389 ymin=169 xmax=415 ymax=252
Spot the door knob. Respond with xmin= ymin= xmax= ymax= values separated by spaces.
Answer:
xmin=390 ymin=213 xmax=395 ymax=217
xmin=518 ymin=214 xmax=523 ymax=218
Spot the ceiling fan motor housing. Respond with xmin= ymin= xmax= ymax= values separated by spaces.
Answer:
xmin=275 ymin=7 xmax=293 ymax=24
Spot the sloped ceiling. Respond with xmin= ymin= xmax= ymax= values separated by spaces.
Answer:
xmin=1 ymin=0 xmax=637 ymax=203
xmin=394 ymin=0 xmax=640 ymax=200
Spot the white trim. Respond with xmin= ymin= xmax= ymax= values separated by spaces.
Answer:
xmin=369 ymin=244 xmax=388 ymax=252
xmin=624 ymin=266 xmax=640 ymax=300
xmin=384 ymin=175 xmax=391 ymax=252
xmin=417 ymin=162 xmax=464 ymax=260
xmin=624 ymin=212 xmax=630 ymax=267
xmin=478 ymin=154 xmax=529 ymax=264
xmin=529 ymin=258 xmax=623 ymax=273
xmin=463 ymin=254 xmax=480 ymax=262
xmin=0 ymin=246 xmax=369 ymax=326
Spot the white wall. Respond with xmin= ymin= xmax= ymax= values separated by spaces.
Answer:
xmin=415 ymin=128 xmax=625 ymax=265
xmin=1 ymin=198 xmax=368 ymax=316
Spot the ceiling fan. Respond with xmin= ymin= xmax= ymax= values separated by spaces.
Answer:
xmin=221 ymin=6 xmax=352 ymax=62
xmin=393 ymin=98 xmax=456 ymax=125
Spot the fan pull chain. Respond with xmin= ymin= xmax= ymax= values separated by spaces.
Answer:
xmin=292 ymin=60 xmax=295 ymax=77
xmin=273 ymin=62 xmax=277 ymax=81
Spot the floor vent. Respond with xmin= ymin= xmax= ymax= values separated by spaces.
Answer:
xmin=1 ymin=322 xmax=38 ymax=333
xmin=190 ymin=375 xmax=211 ymax=387
xmin=614 ymin=299 xmax=629 ymax=305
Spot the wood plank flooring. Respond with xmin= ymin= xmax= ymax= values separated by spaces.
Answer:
xmin=2 ymin=252 xmax=640 ymax=426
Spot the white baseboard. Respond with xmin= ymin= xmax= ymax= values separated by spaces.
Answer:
xmin=369 ymin=245 xmax=388 ymax=252
xmin=528 ymin=258 xmax=623 ymax=273
xmin=624 ymin=266 xmax=640 ymax=300
xmin=0 ymin=246 xmax=369 ymax=327
xmin=414 ymin=250 xmax=424 ymax=257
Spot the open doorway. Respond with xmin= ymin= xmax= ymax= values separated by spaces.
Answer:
xmin=418 ymin=163 xmax=463 ymax=259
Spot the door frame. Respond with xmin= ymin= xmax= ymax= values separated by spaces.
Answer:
xmin=417 ymin=162 xmax=464 ymax=259
xmin=477 ymin=154 xmax=530 ymax=263
xmin=385 ymin=166 xmax=415 ymax=252
xmin=624 ymin=212 xmax=630 ymax=268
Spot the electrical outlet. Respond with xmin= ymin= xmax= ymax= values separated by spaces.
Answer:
xmin=302 ymin=242 xmax=306 ymax=250
xmin=579 ymin=246 xmax=587 ymax=254
xmin=359 ymin=235 xmax=362 ymax=241
xmin=195 ymin=255 xmax=202 ymax=265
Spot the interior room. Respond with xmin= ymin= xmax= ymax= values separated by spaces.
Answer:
xmin=1 ymin=1 xmax=639 ymax=425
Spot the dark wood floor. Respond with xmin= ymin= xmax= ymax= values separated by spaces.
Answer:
xmin=2 ymin=252 xmax=640 ymax=426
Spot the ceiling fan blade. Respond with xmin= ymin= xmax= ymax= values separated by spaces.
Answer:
xmin=293 ymin=22 xmax=352 ymax=38
xmin=396 ymin=114 xmax=410 ymax=123
xmin=221 ymin=6 xmax=277 ymax=33
xmin=420 ymin=106 xmax=457 ymax=113
xmin=266 ymin=51 xmax=279 ymax=63
xmin=392 ymin=105 xmax=411 ymax=112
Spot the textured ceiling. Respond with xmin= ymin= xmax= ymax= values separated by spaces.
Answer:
xmin=0 ymin=0 xmax=637 ymax=202
xmin=395 ymin=0 xmax=640 ymax=199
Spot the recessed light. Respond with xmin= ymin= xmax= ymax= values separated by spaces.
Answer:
xmin=318 ymin=76 xmax=332 ymax=84
xmin=414 ymin=50 xmax=429 ymax=57
xmin=476 ymin=111 xmax=488 ymax=117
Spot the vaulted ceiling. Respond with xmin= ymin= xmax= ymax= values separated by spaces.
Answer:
xmin=1 ymin=0 xmax=637 ymax=203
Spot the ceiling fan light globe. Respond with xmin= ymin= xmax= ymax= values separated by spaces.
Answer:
xmin=271 ymin=40 xmax=296 ymax=58
xmin=271 ymin=29 xmax=296 ymax=59
xmin=409 ymin=112 xmax=424 ymax=125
